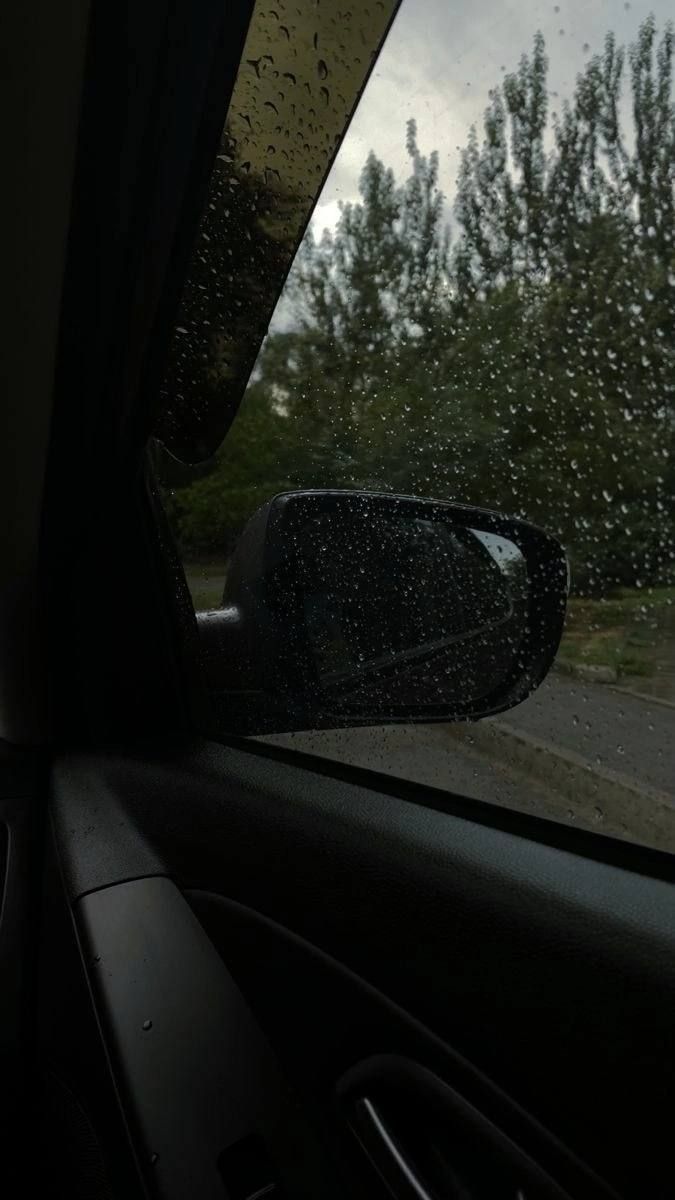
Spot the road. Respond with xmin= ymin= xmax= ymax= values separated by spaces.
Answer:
xmin=499 ymin=673 xmax=673 ymax=797
xmin=262 ymin=673 xmax=674 ymax=810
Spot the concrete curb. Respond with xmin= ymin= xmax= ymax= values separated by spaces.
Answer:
xmin=554 ymin=659 xmax=618 ymax=684
xmin=607 ymin=684 xmax=675 ymax=712
xmin=553 ymin=661 xmax=675 ymax=710
xmin=447 ymin=720 xmax=675 ymax=850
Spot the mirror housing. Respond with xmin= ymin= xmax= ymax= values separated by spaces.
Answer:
xmin=197 ymin=490 xmax=568 ymax=734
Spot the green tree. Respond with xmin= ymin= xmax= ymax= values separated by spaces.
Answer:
xmin=165 ymin=18 xmax=674 ymax=595
xmin=449 ymin=19 xmax=674 ymax=590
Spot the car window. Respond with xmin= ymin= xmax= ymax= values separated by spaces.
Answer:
xmin=157 ymin=0 xmax=675 ymax=854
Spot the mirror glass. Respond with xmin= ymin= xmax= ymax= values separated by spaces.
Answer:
xmin=278 ymin=510 xmax=529 ymax=711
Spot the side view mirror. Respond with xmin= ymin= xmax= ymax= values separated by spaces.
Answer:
xmin=197 ymin=490 xmax=568 ymax=734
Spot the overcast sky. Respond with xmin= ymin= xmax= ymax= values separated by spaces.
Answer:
xmin=310 ymin=0 xmax=673 ymax=235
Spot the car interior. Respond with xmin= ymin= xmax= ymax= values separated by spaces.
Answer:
xmin=3 ymin=1 xmax=675 ymax=1198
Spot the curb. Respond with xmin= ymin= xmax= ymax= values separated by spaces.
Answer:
xmin=554 ymin=659 xmax=618 ymax=684
xmin=447 ymin=720 xmax=675 ymax=850
xmin=553 ymin=661 xmax=675 ymax=710
xmin=607 ymin=685 xmax=675 ymax=712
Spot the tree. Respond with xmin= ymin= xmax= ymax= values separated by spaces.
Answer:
xmin=449 ymin=19 xmax=674 ymax=590
xmin=165 ymin=19 xmax=675 ymax=595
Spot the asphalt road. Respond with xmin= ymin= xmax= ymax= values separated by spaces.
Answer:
xmin=500 ymin=673 xmax=673 ymax=797
xmin=263 ymin=673 xmax=674 ymax=808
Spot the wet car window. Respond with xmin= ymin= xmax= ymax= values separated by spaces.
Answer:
xmin=158 ymin=0 xmax=675 ymax=853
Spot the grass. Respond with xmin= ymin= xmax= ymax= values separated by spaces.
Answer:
xmin=559 ymin=586 xmax=675 ymax=679
xmin=184 ymin=561 xmax=227 ymax=610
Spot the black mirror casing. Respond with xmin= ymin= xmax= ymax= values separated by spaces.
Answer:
xmin=197 ymin=490 xmax=568 ymax=735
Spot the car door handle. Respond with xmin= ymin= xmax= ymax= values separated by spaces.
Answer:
xmin=350 ymin=1094 xmax=436 ymax=1200
xmin=338 ymin=1056 xmax=585 ymax=1200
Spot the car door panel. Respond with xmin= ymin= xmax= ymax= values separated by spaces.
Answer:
xmin=0 ymin=745 xmax=43 ymax=1180
xmin=190 ymin=889 xmax=616 ymax=1200
xmin=47 ymin=740 xmax=675 ymax=1198
xmin=77 ymin=875 xmax=344 ymax=1200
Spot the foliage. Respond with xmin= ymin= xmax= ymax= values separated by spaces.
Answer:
xmin=164 ymin=19 xmax=675 ymax=595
